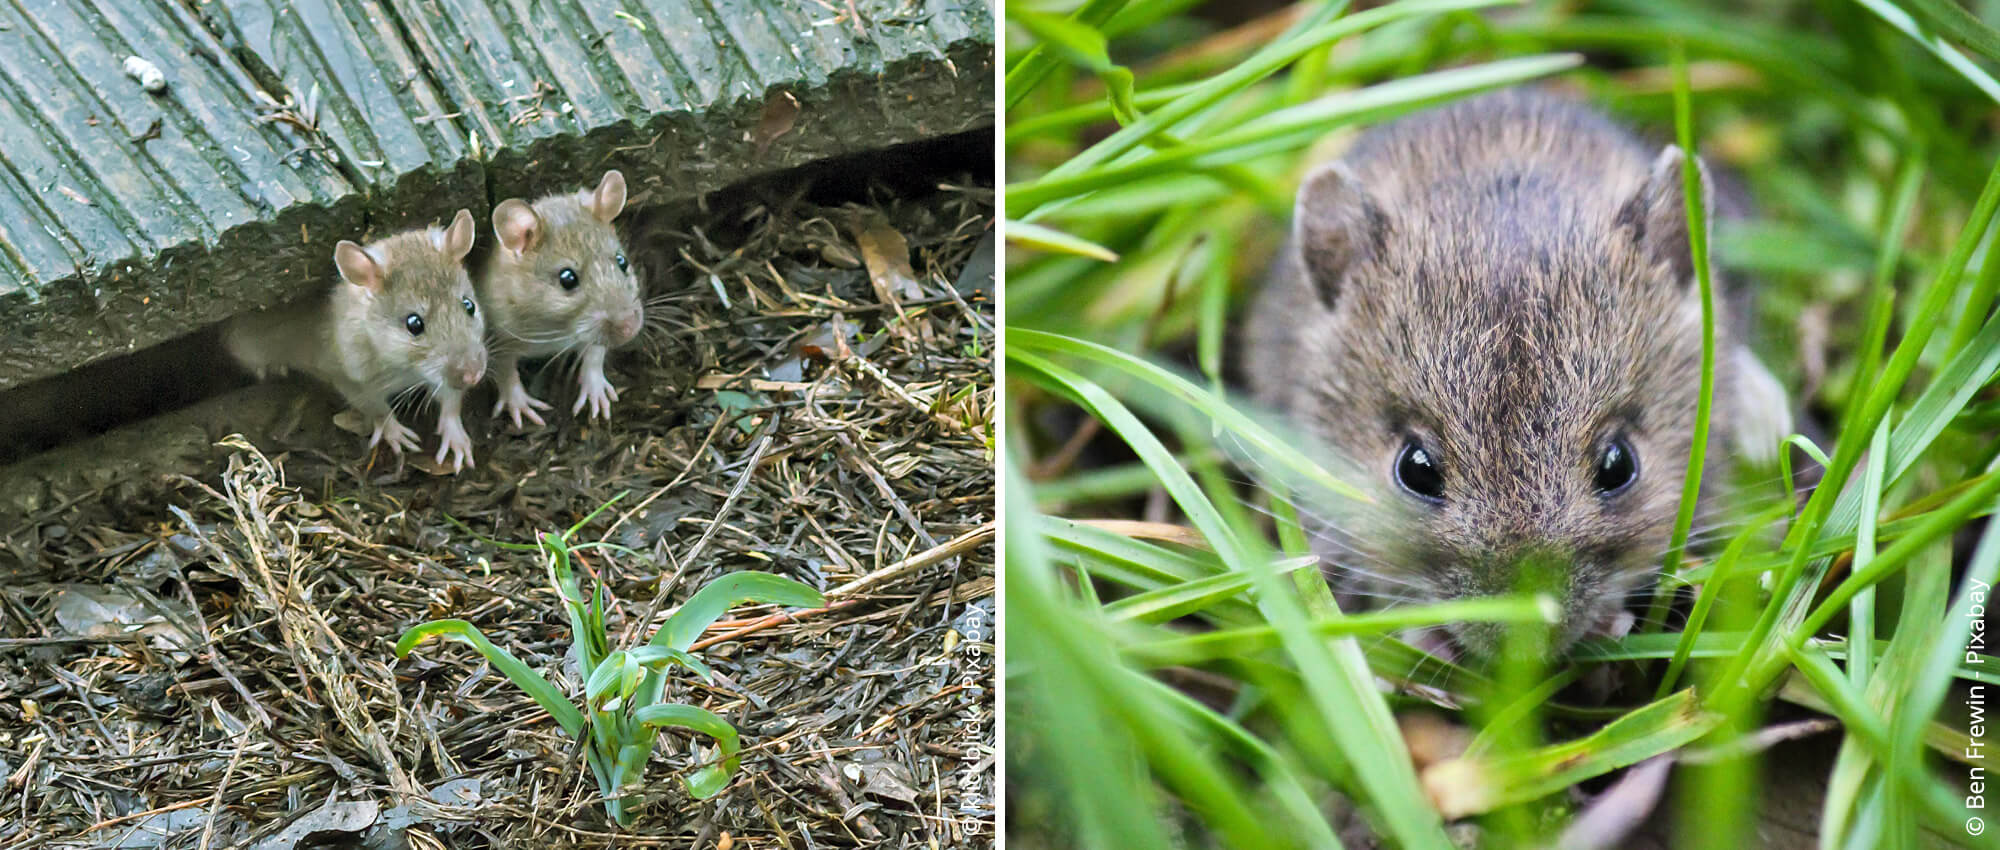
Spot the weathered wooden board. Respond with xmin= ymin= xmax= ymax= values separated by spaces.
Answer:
xmin=0 ymin=0 xmax=991 ymax=392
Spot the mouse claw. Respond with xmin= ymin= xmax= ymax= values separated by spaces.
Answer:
xmin=493 ymin=383 xmax=552 ymax=429
xmin=436 ymin=415 xmax=475 ymax=472
xmin=370 ymin=415 xmax=422 ymax=455
xmin=573 ymin=370 xmax=619 ymax=421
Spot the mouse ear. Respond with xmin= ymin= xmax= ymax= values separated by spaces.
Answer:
xmin=440 ymin=209 xmax=477 ymax=261
xmin=333 ymin=240 xmax=384 ymax=293
xmin=1615 ymin=145 xmax=1713 ymax=286
xmin=1728 ymin=344 xmax=1793 ymax=469
xmin=493 ymin=199 xmax=542 ymax=256
xmin=1294 ymin=162 xmax=1385 ymax=310
xmin=589 ymin=170 xmax=627 ymax=223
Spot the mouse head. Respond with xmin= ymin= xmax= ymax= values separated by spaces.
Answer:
xmin=486 ymin=170 xmax=644 ymax=350
xmin=1284 ymin=147 xmax=1773 ymax=657
xmin=334 ymin=209 xmax=488 ymax=392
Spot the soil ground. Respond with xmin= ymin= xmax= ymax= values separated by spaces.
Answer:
xmin=0 ymin=167 xmax=995 ymax=849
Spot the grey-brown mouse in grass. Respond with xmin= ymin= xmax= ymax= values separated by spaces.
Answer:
xmin=478 ymin=170 xmax=644 ymax=426
xmin=223 ymin=210 xmax=488 ymax=472
xmin=1241 ymin=89 xmax=1793 ymax=657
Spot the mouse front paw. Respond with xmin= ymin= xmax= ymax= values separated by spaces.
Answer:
xmin=492 ymin=381 xmax=553 ymax=429
xmin=369 ymin=414 xmax=422 ymax=456
xmin=435 ymin=415 xmax=476 ymax=472
xmin=573 ymin=369 xmax=620 ymax=421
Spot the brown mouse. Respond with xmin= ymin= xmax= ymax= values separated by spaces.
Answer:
xmin=477 ymin=170 xmax=644 ymax=426
xmin=223 ymin=210 xmax=488 ymax=471
xmin=1240 ymin=89 xmax=1792 ymax=657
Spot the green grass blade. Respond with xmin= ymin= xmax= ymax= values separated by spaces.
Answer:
xmin=1422 ymin=690 xmax=1721 ymax=819
xmin=1099 ymin=555 xmax=1315 ymax=623
xmin=1853 ymin=0 xmax=2000 ymax=100
xmin=653 ymin=572 xmax=826 ymax=652
xmin=1004 ymin=0 xmax=1133 ymax=110
xmin=1010 ymin=54 xmax=1582 ymax=210
xmin=1124 ymin=597 xmax=1552 ymax=668
xmin=396 ymin=619 xmax=586 ymax=737
xmin=1647 ymin=43 xmax=1721 ymax=637
xmin=626 ymin=646 xmax=715 ymax=682
xmin=1006 ymin=219 xmax=1121 ymax=262
xmin=1010 ymin=348 xmax=1453 ymax=846
xmin=1032 ymin=0 xmax=1509 ymax=189
xmin=1011 ymin=328 xmax=1368 ymax=504
xmin=633 ymin=703 xmax=743 ymax=799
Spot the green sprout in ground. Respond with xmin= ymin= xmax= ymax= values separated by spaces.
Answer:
xmin=396 ymin=496 xmax=826 ymax=826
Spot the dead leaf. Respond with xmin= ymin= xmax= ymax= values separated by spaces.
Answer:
xmin=1398 ymin=711 xmax=1472 ymax=770
xmin=250 ymin=799 xmax=378 ymax=850
xmin=794 ymin=318 xmax=859 ymax=363
xmin=103 ymin=808 xmax=209 ymax=849
xmin=330 ymin=410 xmax=369 ymax=437
xmin=850 ymin=213 xmax=925 ymax=303
xmin=753 ymin=90 xmax=800 ymax=159
xmin=843 ymin=755 xmax=920 ymax=806
xmin=52 ymin=585 xmax=197 ymax=659
xmin=1074 ymin=519 xmax=1209 ymax=549
xmin=407 ymin=451 xmax=460 ymax=476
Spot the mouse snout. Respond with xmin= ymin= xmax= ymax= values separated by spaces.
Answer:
xmin=604 ymin=305 xmax=643 ymax=345
xmin=448 ymin=348 xmax=487 ymax=389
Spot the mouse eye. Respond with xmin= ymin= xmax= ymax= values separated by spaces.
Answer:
xmin=461 ymin=296 xmax=476 ymax=316
xmin=558 ymin=268 xmax=579 ymax=291
xmin=615 ymin=253 xmax=628 ymax=272
xmin=1594 ymin=437 xmax=1639 ymax=495
xmin=404 ymin=313 xmax=425 ymax=336
xmin=1394 ymin=440 xmax=1445 ymax=502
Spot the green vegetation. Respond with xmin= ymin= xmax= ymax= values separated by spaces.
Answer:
xmin=396 ymin=497 xmax=825 ymax=826
xmin=1004 ymin=0 xmax=2000 ymax=846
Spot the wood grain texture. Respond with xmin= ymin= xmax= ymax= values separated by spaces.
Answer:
xmin=0 ymin=0 xmax=991 ymax=391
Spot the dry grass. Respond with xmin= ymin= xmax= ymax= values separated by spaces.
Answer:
xmin=0 ymin=175 xmax=995 ymax=849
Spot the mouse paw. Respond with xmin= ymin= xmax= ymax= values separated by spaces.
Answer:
xmin=573 ymin=370 xmax=620 ymax=421
xmin=369 ymin=414 xmax=422 ymax=455
xmin=492 ymin=383 xmax=552 ymax=429
xmin=435 ymin=416 xmax=475 ymax=472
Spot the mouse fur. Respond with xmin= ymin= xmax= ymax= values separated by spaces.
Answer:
xmin=478 ymin=170 xmax=645 ymax=426
xmin=223 ymin=210 xmax=488 ymax=471
xmin=1240 ymin=89 xmax=1792 ymax=656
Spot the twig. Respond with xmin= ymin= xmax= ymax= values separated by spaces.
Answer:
xmin=687 ymin=523 xmax=989 ymax=650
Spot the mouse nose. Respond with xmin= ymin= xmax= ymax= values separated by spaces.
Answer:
xmin=607 ymin=308 xmax=642 ymax=345
xmin=452 ymin=350 xmax=487 ymax=389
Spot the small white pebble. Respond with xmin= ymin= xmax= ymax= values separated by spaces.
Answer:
xmin=123 ymin=56 xmax=166 ymax=93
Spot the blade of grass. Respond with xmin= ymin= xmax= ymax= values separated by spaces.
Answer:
xmin=1008 ymin=348 xmax=1455 ymax=846
xmin=1422 ymin=690 xmax=1720 ymax=819
xmin=633 ymin=703 xmax=741 ymax=798
xmin=1123 ymin=596 xmax=1552 ymax=667
xmin=396 ymin=619 xmax=587 ymax=737
xmin=1647 ymin=43 xmax=1721 ymax=637
xmin=1011 ymin=328 xmax=1367 ymax=504
xmin=1010 ymin=54 xmax=1583 ymax=210
xmin=1007 ymin=219 xmax=1121 ymax=262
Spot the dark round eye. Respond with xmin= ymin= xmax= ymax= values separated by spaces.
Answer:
xmin=1594 ymin=437 xmax=1639 ymax=495
xmin=615 ymin=253 xmax=628 ymax=272
xmin=558 ymin=268 xmax=579 ymax=291
xmin=1395 ymin=440 xmax=1445 ymax=502
xmin=404 ymin=313 xmax=425 ymax=336
xmin=462 ymin=295 xmax=476 ymax=316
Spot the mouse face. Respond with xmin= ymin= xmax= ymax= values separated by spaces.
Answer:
xmin=333 ymin=209 xmax=488 ymax=394
xmin=1279 ymin=155 xmax=1728 ymax=658
xmin=482 ymin=170 xmax=644 ymax=356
